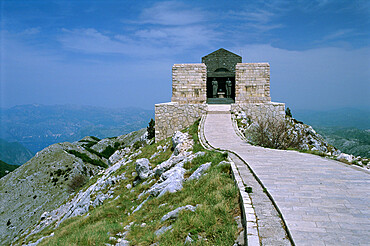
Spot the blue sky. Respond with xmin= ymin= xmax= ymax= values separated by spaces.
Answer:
xmin=1 ymin=0 xmax=369 ymax=110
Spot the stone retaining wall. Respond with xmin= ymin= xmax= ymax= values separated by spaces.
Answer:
xmin=231 ymin=102 xmax=285 ymax=121
xmin=171 ymin=64 xmax=207 ymax=104
xmin=155 ymin=102 xmax=207 ymax=142
xmin=235 ymin=63 xmax=271 ymax=103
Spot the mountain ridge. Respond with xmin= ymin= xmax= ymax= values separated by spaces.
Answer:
xmin=0 ymin=104 xmax=154 ymax=153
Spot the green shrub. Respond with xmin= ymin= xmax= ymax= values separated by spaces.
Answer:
xmin=101 ymin=145 xmax=116 ymax=159
xmin=147 ymin=118 xmax=155 ymax=140
xmin=68 ymin=174 xmax=87 ymax=192
xmin=84 ymin=147 xmax=102 ymax=158
xmin=90 ymin=136 xmax=101 ymax=142
xmin=66 ymin=149 xmax=107 ymax=168
xmin=247 ymin=117 xmax=303 ymax=150
xmin=132 ymin=141 xmax=143 ymax=150
xmin=82 ymin=141 xmax=96 ymax=148
xmin=285 ymin=107 xmax=292 ymax=118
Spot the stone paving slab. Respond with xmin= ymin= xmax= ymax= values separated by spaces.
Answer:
xmin=203 ymin=107 xmax=370 ymax=245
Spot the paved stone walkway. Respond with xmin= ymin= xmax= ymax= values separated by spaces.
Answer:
xmin=203 ymin=105 xmax=370 ymax=245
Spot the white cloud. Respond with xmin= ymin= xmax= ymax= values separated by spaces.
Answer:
xmin=59 ymin=28 xmax=172 ymax=56
xmin=138 ymin=1 xmax=205 ymax=26
xmin=227 ymin=5 xmax=284 ymax=32
xmin=317 ymin=29 xmax=354 ymax=43
xmin=21 ymin=27 xmax=41 ymax=35
xmin=134 ymin=25 xmax=219 ymax=47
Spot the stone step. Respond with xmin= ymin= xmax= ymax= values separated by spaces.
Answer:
xmin=207 ymin=104 xmax=231 ymax=113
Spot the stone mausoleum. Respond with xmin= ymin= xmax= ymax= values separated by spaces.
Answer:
xmin=155 ymin=48 xmax=285 ymax=142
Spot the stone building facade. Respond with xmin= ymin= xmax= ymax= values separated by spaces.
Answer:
xmin=155 ymin=48 xmax=285 ymax=142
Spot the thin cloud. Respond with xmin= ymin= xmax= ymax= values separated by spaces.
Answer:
xmin=21 ymin=27 xmax=41 ymax=35
xmin=134 ymin=25 xmax=219 ymax=47
xmin=59 ymin=28 xmax=172 ymax=57
xmin=138 ymin=1 xmax=205 ymax=26
xmin=227 ymin=6 xmax=284 ymax=32
xmin=317 ymin=29 xmax=353 ymax=42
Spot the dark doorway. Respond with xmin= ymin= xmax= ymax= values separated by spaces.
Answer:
xmin=206 ymin=77 xmax=235 ymax=104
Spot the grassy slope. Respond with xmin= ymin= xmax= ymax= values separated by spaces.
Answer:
xmin=25 ymin=121 xmax=239 ymax=246
xmin=0 ymin=160 xmax=19 ymax=178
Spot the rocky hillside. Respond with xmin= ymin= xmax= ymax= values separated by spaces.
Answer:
xmin=315 ymin=127 xmax=370 ymax=158
xmin=2 ymin=122 xmax=241 ymax=246
xmin=0 ymin=129 xmax=146 ymax=245
xmin=234 ymin=111 xmax=369 ymax=169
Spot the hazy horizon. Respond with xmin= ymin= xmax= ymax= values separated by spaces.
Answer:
xmin=1 ymin=1 xmax=369 ymax=111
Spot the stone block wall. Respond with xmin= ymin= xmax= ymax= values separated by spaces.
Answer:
xmin=171 ymin=64 xmax=207 ymax=104
xmin=235 ymin=63 xmax=271 ymax=103
xmin=155 ymin=102 xmax=207 ymax=142
xmin=231 ymin=102 xmax=285 ymax=122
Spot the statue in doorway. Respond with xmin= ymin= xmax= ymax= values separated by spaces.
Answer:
xmin=212 ymin=78 xmax=218 ymax=98
xmin=226 ymin=78 xmax=232 ymax=98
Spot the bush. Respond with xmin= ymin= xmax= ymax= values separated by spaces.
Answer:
xmin=66 ymin=149 xmax=107 ymax=168
xmin=247 ymin=117 xmax=303 ymax=150
xmin=285 ymin=107 xmax=292 ymax=118
xmin=101 ymin=145 xmax=116 ymax=159
xmin=90 ymin=136 xmax=101 ymax=142
xmin=147 ymin=118 xmax=155 ymax=140
xmin=132 ymin=141 xmax=143 ymax=150
xmin=68 ymin=174 xmax=87 ymax=192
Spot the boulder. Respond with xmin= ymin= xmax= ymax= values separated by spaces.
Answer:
xmin=154 ymin=225 xmax=172 ymax=236
xmin=153 ymin=155 xmax=186 ymax=176
xmin=187 ymin=162 xmax=211 ymax=181
xmin=172 ymin=131 xmax=193 ymax=156
xmin=135 ymin=158 xmax=152 ymax=180
xmin=337 ymin=153 xmax=354 ymax=163
xmin=160 ymin=205 xmax=198 ymax=222
xmin=148 ymin=167 xmax=186 ymax=197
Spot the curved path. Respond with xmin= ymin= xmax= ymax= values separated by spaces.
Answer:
xmin=203 ymin=105 xmax=370 ymax=245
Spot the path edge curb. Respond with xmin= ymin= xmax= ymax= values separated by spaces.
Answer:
xmin=199 ymin=114 xmax=260 ymax=246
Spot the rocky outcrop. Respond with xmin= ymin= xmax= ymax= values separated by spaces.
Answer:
xmin=187 ymin=162 xmax=211 ymax=181
xmin=160 ymin=205 xmax=198 ymax=222
xmin=0 ymin=129 xmax=145 ymax=245
xmin=135 ymin=158 xmax=152 ymax=180
xmin=234 ymin=111 xmax=369 ymax=169
xmin=7 ymin=127 xmax=216 ymax=245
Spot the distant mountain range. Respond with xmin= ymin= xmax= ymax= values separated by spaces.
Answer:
xmin=0 ymin=104 xmax=154 ymax=154
xmin=0 ymin=105 xmax=368 ymax=165
xmin=0 ymin=138 xmax=34 ymax=165
xmin=293 ymin=108 xmax=370 ymax=130
xmin=293 ymin=108 xmax=370 ymax=157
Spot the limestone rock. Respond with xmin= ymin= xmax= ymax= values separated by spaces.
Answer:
xmin=337 ymin=153 xmax=354 ymax=163
xmin=187 ymin=162 xmax=211 ymax=181
xmin=135 ymin=158 xmax=152 ymax=180
xmin=148 ymin=166 xmax=186 ymax=197
xmin=184 ymin=233 xmax=194 ymax=244
xmin=172 ymin=131 xmax=193 ymax=156
xmin=161 ymin=205 xmax=198 ymax=222
xmin=153 ymin=155 xmax=186 ymax=176
xmin=154 ymin=225 xmax=173 ymax=236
